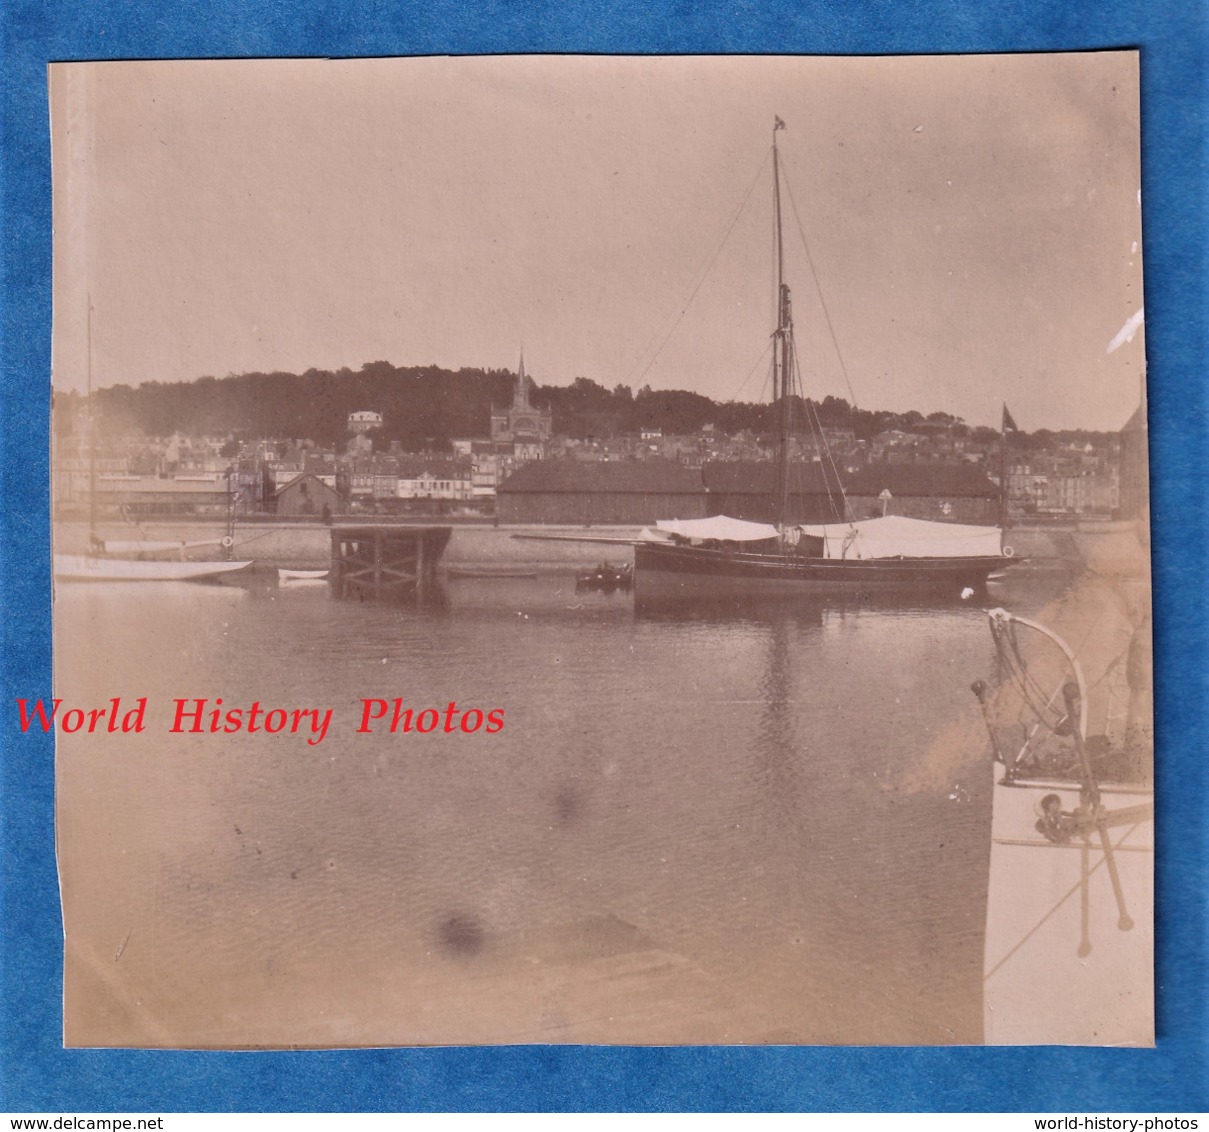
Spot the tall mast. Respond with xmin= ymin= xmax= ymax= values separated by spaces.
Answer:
xmin=772 ymin=118 xmax=792 ymax=532
xmin=999 ymin=403 xmax=1015 ymax=530
xmin=999 ymin=415 xmax=1007 ymax=529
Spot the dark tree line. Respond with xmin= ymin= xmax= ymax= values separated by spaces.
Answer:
xmin=58 ymin=363 xmax=517 ymax=452
xmin=52 ymin=363 xmax=1112 ymax=451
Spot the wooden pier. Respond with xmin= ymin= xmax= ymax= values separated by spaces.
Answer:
xmin=330 ymin=525 xmax=451 ymax=601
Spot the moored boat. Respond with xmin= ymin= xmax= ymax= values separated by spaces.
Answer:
xmin=55 ymin=302 xmax=250 ymax=585
xmin=635 ymin=514 xmax=1017 ymax=601
xmin=576 ymin=562 xmax=633 ymax=593
xmin=634 ymin=120 xmax=1022 ymax=602
xmin=54 ymin=553 xmax=252 ymax=582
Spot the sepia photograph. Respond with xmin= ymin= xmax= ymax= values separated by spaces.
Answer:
xmin=46 ymin=53 xmax=1151 ymax=1049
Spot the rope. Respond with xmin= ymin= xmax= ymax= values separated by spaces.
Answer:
xmin=726 ymin=340 xmax=775 ymax=404
xmin=983 ymin=822 xmax=1143 ymax=982
xmin=988 ymin=618 xmax=1072 ymax=743
xmin=802 ymin=383 xmax=849 ymax=521
xmin=783 ymin=174 xmax=860 ymax=416
xmin=625 ymin=149 xmax=772 ymax=391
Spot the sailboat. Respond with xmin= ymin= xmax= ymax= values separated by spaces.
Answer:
xmin=54 ymin=548 xmax=252 ymax=582
xmin=633 ymin=119 xmax=1021 ymax=602
xmin=53 ymin=305 xmax=252 ymax=583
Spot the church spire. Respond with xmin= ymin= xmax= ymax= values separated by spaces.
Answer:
xmin=514 ymin=348 xmax=531 ymax=410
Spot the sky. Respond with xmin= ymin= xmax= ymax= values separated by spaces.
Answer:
xmin=50 ymin=53 xmax=1144 ymax=432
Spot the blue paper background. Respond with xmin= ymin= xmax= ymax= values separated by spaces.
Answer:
xmin=2 ymin=1 xmax=1205 ymax=1113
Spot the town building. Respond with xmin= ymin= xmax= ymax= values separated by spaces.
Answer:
xmin=844 ymin=463 xmax=1002 ymax=524
xmin=347 ymin=410 xmax=384 ymax=435
xmin=274 ymin=472 xmax=339 ymax=519
xmin=497 ymin=459 xmax=705 ymax=525
xmin=396 ymin=456 xmax=474 ymax=507
xmin=701 ymin=461 xmax=847 ymax=524
xmin=84 ymin=474 xmax=235 ymax=518
xmin=490 ymin=354 xmax=552 ymax=461
xmin=345 ymin=456 xmax=401 ymax=502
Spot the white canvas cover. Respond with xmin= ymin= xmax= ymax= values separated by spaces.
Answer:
xmin=101 ymin=538 xmax=225 ymax=554
xmin=102 ymin=539 xmax=186 ymax=554
xmin=797 ymin=515 xmax=1004 ymax=559
xmin=654 ymin=515 xmax=780 ymax=543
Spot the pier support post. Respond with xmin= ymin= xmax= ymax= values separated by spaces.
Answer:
xmin=328 ymin=525 xmax=451 ymax=603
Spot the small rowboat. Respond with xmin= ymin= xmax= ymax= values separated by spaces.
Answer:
xmin=278 ymin=567 xmax=330 ymax=582
xmin=576 ymin=562 xmax=633 ymax=593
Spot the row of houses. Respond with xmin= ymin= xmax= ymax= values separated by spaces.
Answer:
xmin=61 ymin=452 xmax=1139 ymax=525
xmin=57 ymin=457 xmax=481 ymax=519
xmin=1006 ymin=467 xmax=1120 ymax=518
xmin=59 ymin=458 xmax=1003 ymax=524
xmin=221 ymin=456 xmax=480 ymax=516
xmin=246 ymin=456 xmax=482 ymax=517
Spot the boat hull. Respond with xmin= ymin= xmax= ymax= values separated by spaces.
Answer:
xmin=278 ymin=568 xmax=330 ymax=581
xmin=54 ymin=555 xmax=252 ymax=582
xmin=983 ymin=777 xmax=1154 ymax=1045
xmin=634 ymin=541 xmax=1017 ymax=600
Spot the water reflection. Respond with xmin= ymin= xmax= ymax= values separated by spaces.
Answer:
xmin=55 ymin=567 xmax=1078 ymax=1048
xmin=633 ymin=586 xmax=1008 ymax=624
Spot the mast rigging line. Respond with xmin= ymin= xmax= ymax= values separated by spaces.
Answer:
xmin=801 ymin=370 xmax=851 ymax=521
xmin=726 ymin=339 xmax=775 ymax=406
xmin=623 ymin=149 xmax=772 ymax=393
xmin=782 ymin=172 xmax=861 ymax=419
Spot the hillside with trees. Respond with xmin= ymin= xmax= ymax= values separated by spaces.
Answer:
xmin=52 ymin=361 xmax=1111 ymax=451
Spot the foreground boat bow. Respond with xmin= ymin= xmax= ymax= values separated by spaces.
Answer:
xmin=974 ymin=608 xmax=1153 ymax=1045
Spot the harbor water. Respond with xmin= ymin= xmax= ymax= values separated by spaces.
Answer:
xmin=55 ymin=563 xmax=1087 ymax=1047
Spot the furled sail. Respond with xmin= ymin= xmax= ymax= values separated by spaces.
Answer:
xmin=796 ymin=515 xmax=1004 ymax=559
xmin=653 ymin=516 xmax=780 ymax=543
